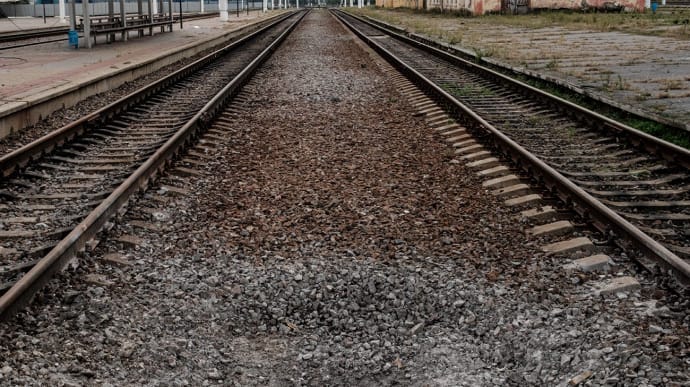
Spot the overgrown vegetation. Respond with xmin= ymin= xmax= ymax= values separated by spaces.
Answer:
xmin=481 ymin=10 xmax=690 ymax=38
xmin=353 ymin=7 xmax=690 ymax=39
xmin=517 ymin=76 xmax=690 ymax=148
xmin=350 ymin=7 xmax=690 ymax=149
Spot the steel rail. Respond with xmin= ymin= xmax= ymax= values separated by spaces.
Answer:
xmin=338 ymin=11 xmax=690 ymax=170
xmin=358 ymin=14 xmax=690 ymax=133
xmin=0 ymin=11 xmax=293 ymax=179
xmin=0 ymin=9 xmax=307 ymax=321
xmin=332 ymin=9 xmax=690 ymax=284
xmin=0 ymin=27 xmax=69 ymax=43
xmin=0 ymin=26 xmax=69 ymax=50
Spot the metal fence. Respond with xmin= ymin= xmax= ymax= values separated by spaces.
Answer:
xmin=0 ymin=1 xmax=268 ymax=17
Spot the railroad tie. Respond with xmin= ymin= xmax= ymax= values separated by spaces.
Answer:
xmin=388 ymin=58 xmax=644 ymax=301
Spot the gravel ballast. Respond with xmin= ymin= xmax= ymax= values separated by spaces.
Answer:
xmin=0 ymin=9 xmax=688 ymax=386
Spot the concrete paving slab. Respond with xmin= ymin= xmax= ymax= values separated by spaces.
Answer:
xmin=454 ymin=143 xmax=483 ymax=154
xmin=527 ymin=220 xmax=574 ymax=238
xmin=521 ymin=205 xmax=557 ymax=222
xmin=564 ymin=254 xmax=612 ymax=273
xmin=482 ymin=174 xmax=519 ymax=189
xmin=0 ymin=11 xmax=286 ymax=135
xmin=445 ymin=133 xmax=471 ymax=142
xmin=594 ymin=276 xmax=641 ymax=296
xmin=460 ymin=150 xmax=491 ymax=160
xmin=542 ymin=236 xmax=595 ymax=256
xmin=491 ymin=183 xmax=531 ymax=198
xmin=466 ymin=157 xmax=499 ymax=169
xmin=0 ymin=16 xmax=69 ymax=33
xmin=476 ymin=165 xmax=509 ymax=178
xmin=354 ymin=9 xmax=690 ymax=129
xmin=505 ymin=193 xmax=542 ymax=207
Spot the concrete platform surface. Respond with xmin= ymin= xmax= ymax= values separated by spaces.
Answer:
xmin=352 ymin=8 xmax=690 ymax=130
xmin=0 ymin=16 xmax=69 ymax=33
xmin=0 ymin=11 xmax=285 ymax=133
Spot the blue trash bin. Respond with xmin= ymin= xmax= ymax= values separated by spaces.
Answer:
xmin=651 ymin=1 xmax=658 ymax=12
xmin=68 ymin=30 xmax=78 ymax=48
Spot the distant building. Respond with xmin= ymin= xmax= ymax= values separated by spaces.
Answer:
xmin=375 ymin=0 xmax=644 ymax=14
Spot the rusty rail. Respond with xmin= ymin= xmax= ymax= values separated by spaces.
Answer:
xmin=0 ymin=10 xmax=307 ymax=321
xmin=332 ymin=9 xmax=690 ymax=284
xmin=0 ymin=11 xmax=293 ymax=178
xmin=338 ymin=11 xmax=690 ymax=170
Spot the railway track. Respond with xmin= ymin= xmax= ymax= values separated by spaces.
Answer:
xmin=0 ymin=9 xmax=306 ymax=320
xmin=332 ymin=10 xmax=690 ymax=285
xmin=0 ymin=25 xmax=67 ymax=41
xmin=0 ymin=12 xmax=217 ymax=50
xmin=0 ymin=25 xmax=69 ymax=50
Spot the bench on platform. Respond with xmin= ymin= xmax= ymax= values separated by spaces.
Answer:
xmin=77 ymin=13 xmax=174 ymax=45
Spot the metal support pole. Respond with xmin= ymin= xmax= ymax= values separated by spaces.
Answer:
xmin=137 ymin=0 xmax=144 ymax=37
xmin=168 ymin=0 xmax=173 ymax=30
xmin=263 ymin=0 xmax=267 ymax=12
xmin=83 ymin=0 xmax=92 ymax=48
xmin=59 ymin=0 xmax=66 ymax=23
xmin=69 ymin=0 xmax=76 ymax=29
xmin=147 ymin=0 xmax=153 ymax=35
xmin=108 ymin=0 xmax=114 ymax=42
xmin=219 ymin=0 xmax=228 ymax=20
xmin=236 ymin=0 xmax=239 ymax=17
xmin=120 ymin=0 xmax=127 ymax=41
xmin=179 ymin=0 xmax=183 ymax=28
xmin=200 ymin=0 xmax=204 ymax=13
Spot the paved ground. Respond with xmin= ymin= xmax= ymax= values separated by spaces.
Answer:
xmin=0 ymin=16 xmax=68 ymax=32
xmin=1 ymin=10 xmax=688 ymax=386
xmin=0 ymin=11 xmax=282 ymax=120
xmin=0 ymin=12 xmax=265 ymax=33
xmin=351 ymin=8 xmax=690 ymax=129
xmin=0 ymin=17 xmax=64 ymax=32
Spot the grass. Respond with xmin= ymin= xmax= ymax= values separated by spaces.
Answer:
xmin=352 ymin=7 xmax=690 ymax=39
xmin=448 ymin=34 xmax=461 ymax=44
xmin=601 ymin=74 xmax=628 ymax=92
xmin=349 ymin=7 xmax=690 ymax=149
xmin=634 ymin=92 xmax=652 ymax=101
xmin=443 ymin=84 xmax=496 ymax=97
xmin=544 ymin=59 xmax=559 ymax=70
xmin=519 ymin=77 xmax=690 ymax=148
xmin=480 ymin=11 xmax=688 ymax=37
xmin=473 ymin=46 xmax=493 ymax=60
xmin=661 ymin=79 xmax=684 ymax=90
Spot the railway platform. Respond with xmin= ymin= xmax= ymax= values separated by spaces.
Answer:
xmin=0 ymin=10 xmax=687 ymax=385
xmin=0 ymin=16 xmax=69 ymax=33
xmin=0 ymin=11 xmax=285 ymax=137
xmin=351 ymin=8 xmax=690 ymax=131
